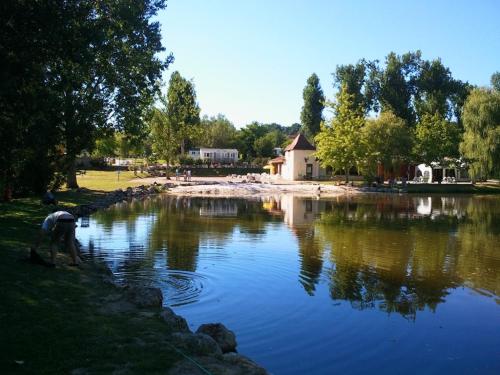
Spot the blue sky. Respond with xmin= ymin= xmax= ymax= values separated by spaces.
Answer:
xmin=159 ymin=0 xmax=500 ymax=127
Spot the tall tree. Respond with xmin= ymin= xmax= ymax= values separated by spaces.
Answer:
xmin=315 ymin=84 xmax=366 ymax=182
xmin=300 ymin=73 xmax=325 ymax=140
xmin=149 ymin=96 xmax=179 ymax=177
xmin=377 ymin=51 xmax=422 ymax=126
xmin=1 ymin=0 xmax=172 ymax=191
xmin=460 ymin=88 xmax=500 ymax=180
xmin=334 ymin=60 xmax=378 ymax=114
xmin=166 ymin=71 xmax=201 ymax=155
xmin=491 ymin=72 xmax=500 ymax=92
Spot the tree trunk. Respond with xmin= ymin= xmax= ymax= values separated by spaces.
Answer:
xmin=345 ymin=165 xmax=350 ymax=184
xmin=66 ymin=156 xmax=79 ymax=189
xmin=180 ymin=138 xmax=185 ymax=155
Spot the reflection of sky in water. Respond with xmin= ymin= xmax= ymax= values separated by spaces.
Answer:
xmin=77 ymin=195 xmax=500 ymax=375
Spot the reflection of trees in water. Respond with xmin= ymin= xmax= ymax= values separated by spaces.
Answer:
xmin=312 ymin=195 xmax=499 ymax=319
xmin=149 ymin=196 xmax=278 ymax=272
xmin=294 ymin=225 xmax=324 ymax=296
xmin=90 ymin=194 xmax=500 ymax=316
xmin=455 ymin=197 xmax=500 ymax=296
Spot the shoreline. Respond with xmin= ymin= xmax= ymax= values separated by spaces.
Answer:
xmin=65 ymin=186 xmax=270 ymax=375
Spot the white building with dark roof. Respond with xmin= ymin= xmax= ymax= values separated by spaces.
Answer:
xmin=267 ymin=133 xmax=324 ymax=181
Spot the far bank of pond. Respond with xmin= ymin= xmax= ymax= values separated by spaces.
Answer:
xmin=77 ymin=193 xmax=500 ymax=375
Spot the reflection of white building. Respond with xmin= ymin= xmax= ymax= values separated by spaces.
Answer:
xmin=188 ymin=148 xmax=239 ymax=163
xmin=199 ymin=200 xmax=238 ymax=217
xmin=267 ymin=134 xmax=325 ymax=181
xmin=263 ymin=195 xmax=320 ymax=226
xmin=416 ymin=197 xmax=432 ymax=215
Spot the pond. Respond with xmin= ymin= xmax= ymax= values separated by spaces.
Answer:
xmin=77 ymin=194 xmax=500 ymax=374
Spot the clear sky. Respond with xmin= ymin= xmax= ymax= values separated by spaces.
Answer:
xmin=159 ymin=0 xmax=500 ymax=128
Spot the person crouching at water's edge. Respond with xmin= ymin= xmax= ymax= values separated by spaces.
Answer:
xmin=33 ymin=211 xmax=81 ymax=266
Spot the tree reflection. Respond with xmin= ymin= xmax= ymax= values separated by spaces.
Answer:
xmin=85 ymin=193 xmax=500 ymax=318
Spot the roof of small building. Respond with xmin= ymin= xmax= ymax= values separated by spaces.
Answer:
xmin=284 ymin=133 xmax=316 ymax=151
xmin=269 ymin=156 xmax=284 ymax=164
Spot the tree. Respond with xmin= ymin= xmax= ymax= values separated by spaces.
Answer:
xmin=199 ymin=114 xmax=238 ymax=148
xmin=149 ymin=96 xmax=179 ymax=177
xmin=334 ymin=60 xmax=378 ymax=114
xmin=376 ymin=51 xmax=422 ymax=126
xmin=300 ymin=73 xmax=325 ymax=140
xmin=93 ymin=134 xmax=118 ymax=158
xmin=166 ymin=71 xmax=201 ymax=155
xmin=315 ymin=84 xmax=366 ymax=182
xmin=362 ymin=112 xmax=412 ymax=178
xmin=253 ymin=130 xmax=285 ymax=157
xmin=236 ymin=122 xmax=269 ymax=160
xmin=460 ymin=88 xmax=500 ymax=180
xmin=413 ymin=113 xmax=460 ymax=166
xmin=1 ymin=0 xmax=172 ymax=191
xmin=492 ymin=72 xmax=500 ymax=92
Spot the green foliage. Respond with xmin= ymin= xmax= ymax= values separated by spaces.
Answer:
xmin=460 ymin=88 xmax=500 ymax=180
xmin=315 ymin=84 xmax=366 ymax=181
xmin=199 ymin=114 xmax=238 ymax=148
xmin=93 ymin=135 xmax=118 ymax=158
xmin=300 ymin=73 xmax=325 ymax=139
xmin=491 ymin=72 xmax=500 ymax=92
xmin=413 ymin=113 xmax=460 ymax=165
xmin=361 ymin=112 xmax=412 ymax=177
xmin=149 ymin=96 xmax=179 ymax=167
xmin=334 ymin=60 xmax=378 ymax=114
xmin=1 ymin=0 xmax=170 ymax=193
xmin=166 ymin=71 xmax=201 ymax=154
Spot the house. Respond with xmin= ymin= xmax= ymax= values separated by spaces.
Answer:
xmin=414 ymin=161 xmax=469 ymax=183
xmin=267 ymin=133 xmax=324 ymax=181
xmin=188 ymin=147 xmax=239 ymax=164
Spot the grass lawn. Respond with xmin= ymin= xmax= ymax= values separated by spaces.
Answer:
xmin=76 ymin=170 xmax=149 ymax=191
xmin=0 ymin=191 xmax=181 ymax=373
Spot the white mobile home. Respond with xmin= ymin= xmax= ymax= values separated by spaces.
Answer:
xmin=188 ymin=147 xmax=239 ymax=163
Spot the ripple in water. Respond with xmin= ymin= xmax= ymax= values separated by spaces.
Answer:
xmin=158 ymin=270 xmax=209 ymax=307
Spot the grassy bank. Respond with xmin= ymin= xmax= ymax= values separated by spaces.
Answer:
xmin=0 ymin=191 xmax=181 ymax=373
xmin=76 ymin=170 xmax=149 ymax=191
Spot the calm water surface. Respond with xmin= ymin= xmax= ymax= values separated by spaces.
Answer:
xmin=77 ymin=194 xmax=500 ymax=374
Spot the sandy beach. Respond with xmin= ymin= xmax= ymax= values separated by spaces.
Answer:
xmin=132 ymin=176 xmax=358 ymax=197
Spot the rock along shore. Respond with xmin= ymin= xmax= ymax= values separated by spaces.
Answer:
xmin=65 ymin=184 xmax=270 ymax=375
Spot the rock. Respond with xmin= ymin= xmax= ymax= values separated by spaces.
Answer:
xmin=196 ymin=323 xmax=237 ymax=353
xmin=126 ymin=286 xmax=163 ymax=308
xmin=169 ymin=332 xmax=222 ymax=357
xmin=167 ymin=354 xmax=269 ymax=375
xmin=160 ymin=307 xmax=191 ymax=333
xmin=222 ymin=353 xmax=269 ymax=375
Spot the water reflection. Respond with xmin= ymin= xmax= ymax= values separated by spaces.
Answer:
xmin=80 ymin=194 xmax=500 ymax=317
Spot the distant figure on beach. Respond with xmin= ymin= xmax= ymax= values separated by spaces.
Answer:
xmin=175 ymin=168 xmax=180 ymax=181
xmin=183 ymin=170 xmax=187 ymax=182
xmin=187 ymin=169 xmax=192 ymax=181
xmin=32 ymin=210 xmax=81 ymax=266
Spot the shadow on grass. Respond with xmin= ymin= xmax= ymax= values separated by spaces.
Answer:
xmin=0 ymin=190 xmax=180 ymax=373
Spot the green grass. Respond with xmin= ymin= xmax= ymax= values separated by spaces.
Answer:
xmin=76 ymin=170 xmax=149 ymax=191
xmin=0 ymin=192 xmax=181 ymax=373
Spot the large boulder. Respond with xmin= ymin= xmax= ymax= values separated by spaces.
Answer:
xmin=196 ymin=323 xmax=237 ymax=353
xmin=169 ymin=332 xmax=222 ymax=357
xmin=160 ymin=307 xmax=191 ymax=333
xmin=126 ymin=286 xmax=163 ymax=308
